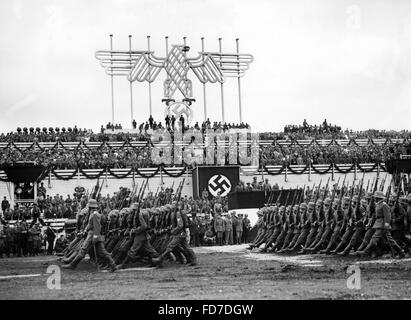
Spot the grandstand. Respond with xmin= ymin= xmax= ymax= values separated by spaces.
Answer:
xmin=0 ymin=119 xmax=409 ymax=207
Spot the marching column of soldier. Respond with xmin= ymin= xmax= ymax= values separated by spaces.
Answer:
xmin=248 ymin=174 xmax=411 ymax=259
xmin=59 ymin=178 xmax=198 ymax=272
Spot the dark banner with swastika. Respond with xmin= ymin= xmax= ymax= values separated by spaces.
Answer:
xmin=192 ymin=166 xmax=240 ymax=199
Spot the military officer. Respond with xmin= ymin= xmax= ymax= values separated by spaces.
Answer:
xmin=355 ymin=191 xmax=405 ymax=258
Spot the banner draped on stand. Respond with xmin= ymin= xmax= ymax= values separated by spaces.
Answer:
xmin=0 ymin=162 xmax=385 ymax=182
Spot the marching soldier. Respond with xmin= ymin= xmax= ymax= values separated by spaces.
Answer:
xmin=152 ymin=204 xmax=197 ymax=267
xmin=355 ymin=191 xmax=405 ymax=258
xmin=338 ymin=198 xmax=367 ymax=256
xmin=118 ymin=206 xmax=159 ymax=268
xmin=62 ymin=199 xmax=118 ymax=272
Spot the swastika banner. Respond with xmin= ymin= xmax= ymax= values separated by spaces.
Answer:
xmin=192 ymin=166 xmax=240 ymax=199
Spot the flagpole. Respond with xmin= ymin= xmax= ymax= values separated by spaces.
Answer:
xmin=109 ymin=34 xmax=115 ymax=125
xmin=236 ymin=38 xmax=243 ymax=123
xmin=201 ymin=37 xmax=207 ymax=122
xmin=218 ymin=38 xmax=225 ymax=124
xmin=128 ymin=35 xmax=134 ymax=127
xmin=147 ymin=35 xmax=152 ymax=117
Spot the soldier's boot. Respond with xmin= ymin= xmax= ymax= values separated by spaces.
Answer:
xmin=168 ymin=252 xmax=177 ymax=262
xmin=62 ymin=255 xmax=82 ymax=270
xmin=175 ymin=251 xmax=187 ymax=264
xmin=354 ymin=241 xmax=368 ymax=253
xmin=298 ymin=247 xmax=309 ymax=254
xmin=354 ymin=241 xmax=375 ymax=257
xmin=319 ymin=241 xmax=334 ymax=254
xmin=338 ymin=244 xmax=352 ymax=256
xmin=330 ymin=241 xmax=346 ymax=255
xmin=186 ymin=250 xmax=198 ymax=266
xmin=117 ymin=256 xmax=130 ymax=269
xmin=152 ymin=250 xmax=171 ymax=266
xmin=107 ymin=257 xmax=118 ymax=273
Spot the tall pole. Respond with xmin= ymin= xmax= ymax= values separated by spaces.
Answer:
xmin=236 ymin=38 xmax=243 ymax=123
xmin=201 ymin=37 xmax=207 ymax=122
xmin=219 ymin=38 xmax=225 ymax=123
xmin=109 ymin=34 xmax=115 ymax=125
xmin=128 ymin=35 xmax=134 ymax=127
xmin=147 ymin=35 xmax=152 ymax=117
xmin=183 ymin=36 xmax=187 ymax=98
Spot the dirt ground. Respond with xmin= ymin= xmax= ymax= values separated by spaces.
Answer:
xmin=0 ymin=244 xmax=410 ymax=300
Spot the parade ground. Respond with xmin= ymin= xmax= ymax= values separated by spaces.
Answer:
xmin=0 ymin=245 xmax=410 ymax=300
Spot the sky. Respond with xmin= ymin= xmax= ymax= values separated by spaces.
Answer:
xmin=0 ymin=0 xmax=411 ymax=133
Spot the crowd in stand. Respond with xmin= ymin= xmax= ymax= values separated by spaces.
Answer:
xmin=0 ymin=118 xmax=410 ymax=170
xmin=130 ymin=115 xmax=250 ymax=134
xmin=260 ymin=119 xmax=411 ymax=141
xmin=0 ymin=146 xmax=153 ymax=169
xmin=260 ymin=141 xmax=411 ymax=166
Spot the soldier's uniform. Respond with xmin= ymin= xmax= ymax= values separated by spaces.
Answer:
xmin=16 ymin=220 xmax=28 ymax=257
xmin=320 ymin=200 xmax=345 ymax=254
xmin=390 ymin=198 xmax=409 ymax=251
xmin=214 ymin=214 xmax=225 ymax=246
xmin=288 ymin=203 xmax=311 ymax=252
xmin=330 ymin=196 xmax=359 ymax=254
xmin=0 ymin=225 xmax=5 ymax=258
xmin=62 ymin=199 xmax=117 ymax=271
xmin=338 ymin=199 xmax=367 ymax=256
xmin=299 ymin=201 xmax=321 ymax=253
xmin=262 ymin=206 xmax=283 ymax=251
xmin=308 ymin=198 xmax=336 ymax=253
xmin=224 ymin=215 xmax=233 ymax=245
xmin=152 ymin=205 xmax=197 ymax=266
xmin=233 ymin=215 xmax=243 ymax=244
xmin=283 ymin=204 xmax=307 ymax=251
xmin=278 ymin=205 xmax=298 ymax=252
xmin=356 ymin=191 xmax=405 ymax=258
xmin=118 ymin=206 xmax=159 ymax=268
xmin=271 ymin=206 xmax=291 ymax=251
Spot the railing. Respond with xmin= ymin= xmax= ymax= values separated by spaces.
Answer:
xmin=0 ymin=163 xmax=385 ymax=181
xmin=0 ymin=137 xmax=409 ymax=151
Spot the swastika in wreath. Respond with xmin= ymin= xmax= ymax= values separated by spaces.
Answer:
xmin=208 ymin=174 xmax=232 ymax=197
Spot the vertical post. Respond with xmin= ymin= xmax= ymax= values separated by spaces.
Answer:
xmin=183 ymin=37 xmax=187 ymax=99
xmin=165 ymin=36 xmax=169 ymax=101
xmin=128 ymin=35 xmax=134 ymax=127
xmin=331 ymin=163 xmax=335 ymax=181
xmin=285 ymin=164 xmax=288 ymax=182
xmin=147 ymin=35 xmax=152 ymax=117
xmin=218 ymin=38 xmax=225 ymax=123
xmin=201 ymin=37 xmax=207 ymax=122
xmin=34 ymin=182 xmax=37 ymax=201
xmin=354 ymin=163 xmax=357 ymax=180
xmin=236 ymin=38 xmax=242 ymax=123
xmin=308 ymin=162 xmax=312 ymax=182
xmin=109 ymin=34 xmax=115 ymax=125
